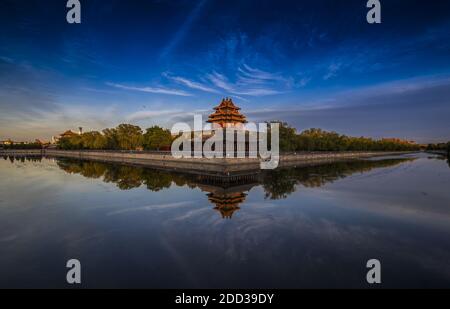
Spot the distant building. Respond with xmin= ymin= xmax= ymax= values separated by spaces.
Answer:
xmin=60 ymin=130 xmax=79 ymax=138
xmin=51 ymin=128 xmax=83 ymax=144
xmin=1 ymin=139 xmax=14 ymax=146
xmin=35 ymin=139 xmax=50 ymax=147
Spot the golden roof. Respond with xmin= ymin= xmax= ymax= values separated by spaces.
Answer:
xmin=207 ymin=98 xmax=247 ymax=126
xmin=60 ymin=130 xmax=78 ymax=137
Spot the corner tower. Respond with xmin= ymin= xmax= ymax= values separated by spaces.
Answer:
xmin=207 ymin=98 xmax=248 ymax=129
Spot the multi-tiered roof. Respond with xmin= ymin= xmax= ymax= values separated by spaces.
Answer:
xmin=208 ymin=192 xmax=247 ymax=219
xmin=207 ymin=98 xmax=247 ymax=128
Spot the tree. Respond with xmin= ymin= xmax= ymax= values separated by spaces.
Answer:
xmin=55 ymin=122 xmax=421 ymax=152
xmin=58 ymin=135 xmax=83 ymax=150
xmin=81 ymin=131 xmax=107 ymax=150
xmin=115 ymin=124 xmax=143 ymax=150
xmin=281 ymin=127 xmax=421 ymax=152
xmin=102 ymin=128 xmax=119 ymax=150
xmin=143 ymin=126 xmax=173 ymax=151
xmin=268 ymin=122 xmax=298 ymax=152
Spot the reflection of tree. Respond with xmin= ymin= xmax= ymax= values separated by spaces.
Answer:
xmin=27 ymin=156 xmax=42 ymax=163
xmin=261 ymin=170 xmax=297 ymax=200
xmin=54 ymin=157 xmax=416 ymax=218
xmin=58 ymin=161 xmax=107 ymax=179
xmin=261 ymin=158 xmax=414 ymax=200
xmin=57 ymin=160 xmax=172 ymax=191
xmin=142 ymin=170 xmax=172 ymax=191
xmin=104 ymin=166 xmax=143 ymax=190
xmin=58 ymin=160 xmax=176 ymax=191
xmin=2 ymin=155 xmax=42 ymax=163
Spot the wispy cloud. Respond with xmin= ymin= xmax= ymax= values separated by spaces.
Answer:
xmin=245 ymin=74 xmax=450 ymax=143
xmin=237 ymin=64 xmax=286 ymax=83
xmin=235 ymin=88 xmax=283 ymax=96
xmin=297 ymin=77 xmax=311 ymax=87
xmin=125 ymin=107 xmax=212 ymax=126
xmin=0 ymin=56 xmax=14 ymax=64
xmin=106 ymin=82 xmax=192 ymax=97
xmin=207 ymin=72 xmax=234 ymax=92
xmin=107 ymin=202 xmax=193 ymax=216
xmin=168 ymin=76 xmax=219 ymax=93
xmin=207 ymin=71 xmax=283 ymax=96
xmin=323 ymin=63 xmax=342 ymax=80
xmin=126 ymin=109 xmax=183 ymax=122
xmin=161 ymin=64 xmax=291 ymax=97
xmin=230 ymin=95 xmax=250 ymax=102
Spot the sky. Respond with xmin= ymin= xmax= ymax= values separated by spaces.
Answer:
xmin=0 ymin=0 xmax=450 ymax=143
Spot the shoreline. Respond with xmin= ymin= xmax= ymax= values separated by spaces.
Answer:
xmin=426 ymin=150 xmax=448 ymax=156
xmin=0 ymin=149 xmax=418 ymax=177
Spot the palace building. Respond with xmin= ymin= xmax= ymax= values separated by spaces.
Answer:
xmin=173 ymin=98 xmax=262 ymax=157
xmin=51 ymin=127 xmax=83 ymax=144
xmin=207 ymin=98 xmax=248 ymax=129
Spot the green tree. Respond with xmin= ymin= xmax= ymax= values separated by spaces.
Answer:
xmin=287 ymin=127 xmax=421 ymax=152
xmin=115 ymin=124 xmax=143 ymax=150
xmin=58 ymin=135 xmax=83 ymax=150
xmin=81 ymin=131 xmax=107 ymax=150
xmin=268 ymin=122 xmax=298 ymax=152
xmin=102 ymin=128 xmax=119 ymax=150
xmin=143 ymin=126 xmax=173 ymax=151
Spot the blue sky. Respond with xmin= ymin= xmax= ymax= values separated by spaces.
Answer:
xmin=1 ymin=0 xmax=450 ymax=143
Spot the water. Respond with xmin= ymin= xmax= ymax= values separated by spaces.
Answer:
xmin=0 ymin=153 xmax=449 ymax=288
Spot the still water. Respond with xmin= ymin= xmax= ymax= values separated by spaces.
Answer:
xmin=0 ymin=153 xmax=449 ymax=288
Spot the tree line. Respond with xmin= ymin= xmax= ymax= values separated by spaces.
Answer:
xmin=426 ymin=142 xmax=450 ymax=154
xmin=55 ymin=157 xmax=411 ymax=199
xmin=276 ymin=123 xmax=421 ymax=152
xmin=57 ymin=122 xmax=422 ymax=152
xmin=58 ymin=124 xmax=173 ymax=151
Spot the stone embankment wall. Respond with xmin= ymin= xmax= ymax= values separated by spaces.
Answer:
xmin=0 ymin=149 xmax=416 ymax=176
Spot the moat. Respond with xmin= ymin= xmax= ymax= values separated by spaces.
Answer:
xmin=1 ymin=153 xmax=450 ymax=288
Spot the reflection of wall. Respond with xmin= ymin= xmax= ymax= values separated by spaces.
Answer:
xmin=0 ymin=149 xmax=417 ymax=178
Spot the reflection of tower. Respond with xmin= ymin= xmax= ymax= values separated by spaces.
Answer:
xmin=197 ymin=180 xmax=258 ymax=219
xmin=207 ymin=191 xmax=247 ymax=219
